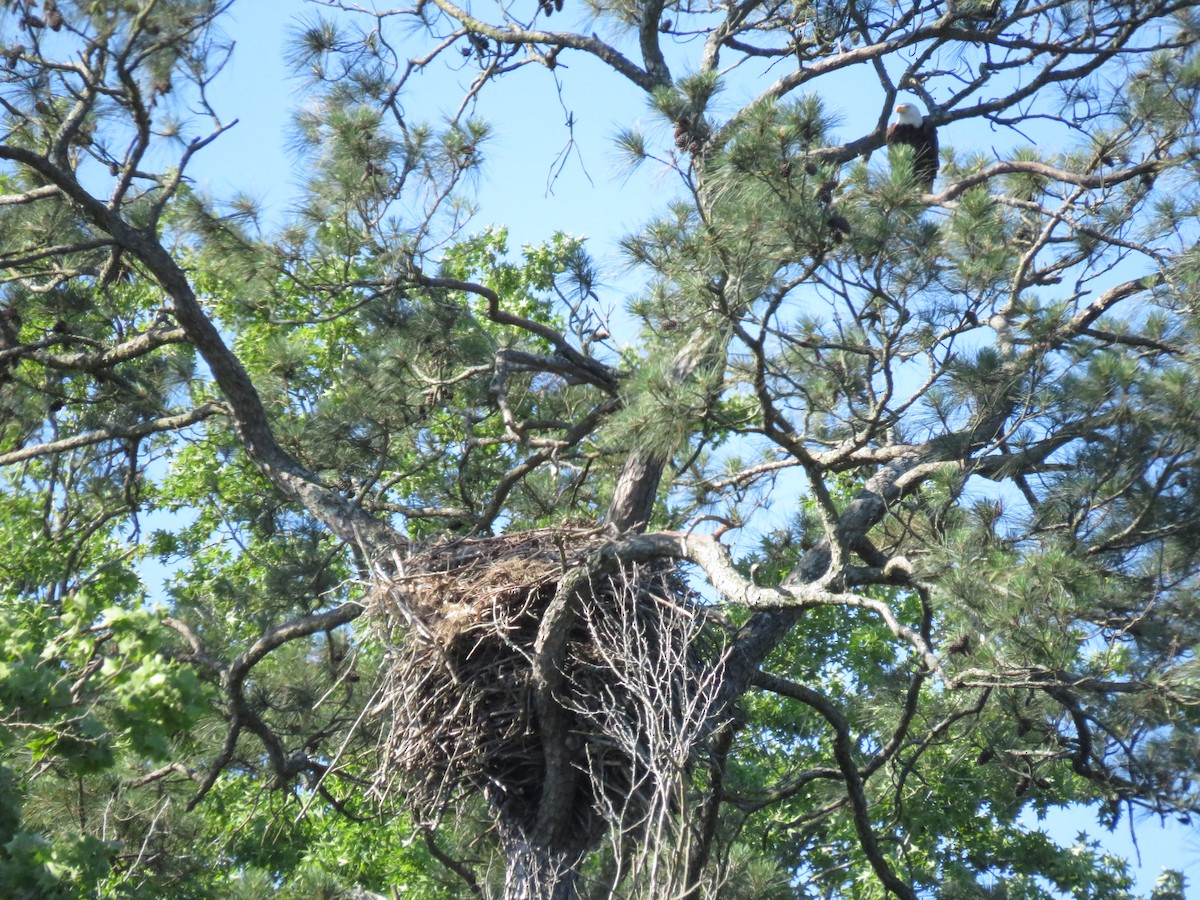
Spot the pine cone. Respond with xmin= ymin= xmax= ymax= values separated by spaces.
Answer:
xmin=946 ymin=634 xmax=972 ymax=655
xmin=673 ymin=116 xmax=707 ymax=155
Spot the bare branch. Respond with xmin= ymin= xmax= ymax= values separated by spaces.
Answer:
xmin=0 ymin=403 xmax=226 ymax=467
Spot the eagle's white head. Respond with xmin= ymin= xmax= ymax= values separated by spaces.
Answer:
xmin=893 ymin=103 xmax=924 ymax=127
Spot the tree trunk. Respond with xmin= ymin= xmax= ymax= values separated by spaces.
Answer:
xmin=605 ymin=325 xmax=728 ymax=534
xmin=605 ymin=450 xmax=666 ymax=533
xmin=501 ymin=834 xmax=581 ymax=900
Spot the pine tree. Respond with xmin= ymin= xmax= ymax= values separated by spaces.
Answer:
xmin=1 ymin=1 xmax=1199 ymax=898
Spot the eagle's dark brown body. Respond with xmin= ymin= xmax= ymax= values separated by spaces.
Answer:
xmin=887 ymin=104 xmax=939 ymax=191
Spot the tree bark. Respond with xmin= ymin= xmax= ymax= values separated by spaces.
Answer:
xmin=501 ymin=833 xmax=581 ymax=900
xmin=605 ymin=324 xmax=728 ymax=533
xmin=605 ymin=450 xmax=666 ymax=532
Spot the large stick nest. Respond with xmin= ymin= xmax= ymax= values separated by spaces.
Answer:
xmin=365 ymin=525 xmax=722 ymax=838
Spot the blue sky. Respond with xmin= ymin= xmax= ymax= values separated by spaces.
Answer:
xmin=196 ymin=1 xmax=661 ymax=254
xmin=185 ymin=2 xmax=1199 ymax=894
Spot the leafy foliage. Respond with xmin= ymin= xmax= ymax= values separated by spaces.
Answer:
xmin=1 ymin=0 xmax=1199 ymax=898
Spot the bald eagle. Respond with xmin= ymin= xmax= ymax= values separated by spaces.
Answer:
xmin=886 ymin=103 xmax=939 ymax=191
